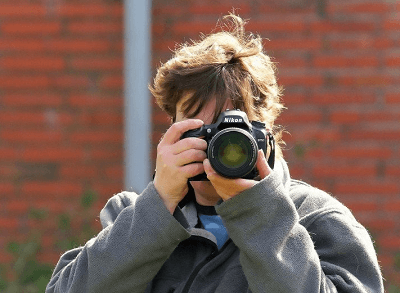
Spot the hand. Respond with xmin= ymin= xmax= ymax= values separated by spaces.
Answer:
xmin=154 ymin=119 xmax=207 ymax=213
xmin=203 ymin=150 xmax=271 ymax=201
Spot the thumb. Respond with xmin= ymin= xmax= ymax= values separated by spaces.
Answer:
xmin=256 ymin=149 xmax=271 ymax=179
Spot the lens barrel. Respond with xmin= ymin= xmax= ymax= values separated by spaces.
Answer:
xmin=208 ymin=128 xmax=258 ymax=178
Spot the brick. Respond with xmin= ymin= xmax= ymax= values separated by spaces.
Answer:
xmin=153 ymin=5 xmax=185 ymax=16
xmin=386 ymin=166 xmax=400 ymax=177
xmin=0 ymin=38 xmax=45 ymax=52
xmin=279 ymin=110 xmax=322 ymax=123
xmin=359 ymin=111 xmax=400 ymax=123
xmin=330 ymin=36 xmax=394 ymax=50
xmin=69 ymin=130 xmax=122 ymax=145
xmin=0 ymin=148 xmax=18 ymax=160
xmin=0 ymin=217 xmax=18 ymax=230
xmin=362 ymin=218 xmax=396 ymax=232
xmin=70 ymin=57 xmax=123 ymax=71
xmin=89 ymin=148 xmax=123 ymax=161
xmin=60 ymin=165 xmax=98 ymax=179
xmin=344 ymin=201 xmax=378 ymax=213
xmin=246 ymin=20 xmax=306 ymax=33
xmin=172 ymin=21 xmax=219 ymax=36
xmin=313 ymin=55 xmax=379 ymax=68
xmin=279 ymin=74 xmax=324 ymax=87
xmin=384 ymin=19 xmax=400 ymax=30
xmin=0 ymin=110 xmax=71 ymax=128
xmin=0 ymin=183 xmax=15 ymax=196
xmin=68 ymin=94 xmax=123 ymax=108
xmin=385 ymin=56 xmax=400 ymax=67
xmin=47 ymin=39 xmax=111 ymax=53
xmin=279 ymin=93 xmax=307 ymax=105
xmin=285 ymin=126 xmax=341 ymax=143
xmin=152 ymin=111 xmax=171 ymax=124
xmin=386 ymin=93 xmax=400 ymax=104
xmin=0 ymin=165 xmax=19 ymax=179
xmin=0 ymin=129 xmax=63 ymax=144
xmin=1 ymin=56 xmax=65 ymax=71
xmin=21 ymin=181 xmax=83 ymax=198
xmin=0 ymin=4 xmax=46 ymax=17
xmin=335 ymin=182 xmax=398 ymax=195
xmin=37 ymin=252 xmax=61 ymax=266
xmin=329 ymin=2 xmax=390 ymax=14
xmin=312 ymin=164 xmax=376 ymax=178
xmin=105 ymin=165 xmax=123 ymax=179
xmin=379 ymin=235 xmax=400 ymax=250
xmin=310 ymin=20 xmax=375 ymax=33
xmin=276 ymin=57 xmax=307 ymax=68
xmin=335 ymin=75 xmax=393 ymax=87
xmin=93 ymin=183 xmax=123 ymax=198
xmin=78 ymin=112 xmax=123 ymax=127
xmin=330 ymin=111 xmax=360 ymax=124
xmin=330 ymin=146 xmax=392 ymax=159
xmin=57 ymin=3 xmax=114 ymax=16
xmin=67 ymin=21 xmax=122 ymax=35
xmin=0 ymin=75 xmax=50 ymax=89
xmin=32 ymin=200 xmax=67 ymax=213
xmin=99 ymin=74 xmax=123 ymax=89
xmin=152 ymin=23 xmax=166 ymax=36
xmin=0 ymin=111 xmax=44 ymax=125
xmin=1 ymin=21 xmax=61 ymax=34
xmin=311 ymin=92 xmax=375 ymax=105
xmin=0 ymin=252 xmax=13 ymax=263
xmin=152 ymin=40 xmax=180 ymax=53
xmin=383 ymin=200 xmax=400 ymax=212
xmin=349 ymin=130 xmax=400 ymax=141
xmin=189 ymin=4 xmax=251 ymax=15
xmin=6 ymin=200 xmax=30 ymax=214
xmin=21 ymin=147 xmax=85 ymax=162
xmin=50 ymin=74 xmax=91 ymax=89
xmin=2 ymin=93 xmax=63 ymax=107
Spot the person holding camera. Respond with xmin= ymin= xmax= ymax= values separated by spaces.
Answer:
xmin=46 ymin=14 xmax=383 ymax=293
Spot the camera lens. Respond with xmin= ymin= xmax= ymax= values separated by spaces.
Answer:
xmin=208 ymin=128 xmax=258 ymax=178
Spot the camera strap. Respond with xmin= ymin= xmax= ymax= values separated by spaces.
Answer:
xmin=267 ymin=132 xmax=275 ymax=169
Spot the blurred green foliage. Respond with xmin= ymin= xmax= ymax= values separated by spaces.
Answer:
xmin=0 ymin=190 xmax=99 ymax=293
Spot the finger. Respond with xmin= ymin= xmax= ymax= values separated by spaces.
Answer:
xmin=203 ymin=158 xmax=217 ymax=179
xmin=181 ymin=162 xmax=205 ymax=178
xmin=176 ymin=149 xmax=207 ymax=166
xmin=161 ymin=119 xmax=204 ymax=146
xmin=173 ymin=137 xmax=207 ymax=155
xmin=256 ymin=149 xmax=271 ymax=179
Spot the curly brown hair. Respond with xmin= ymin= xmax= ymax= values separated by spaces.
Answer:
xmin=149 ymin=14 xmax=285 ymax=157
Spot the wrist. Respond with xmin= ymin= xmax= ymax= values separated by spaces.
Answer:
xmin=160 ymin=195 xmax=178 ymax=214
xmin=153 ymin=181 xmax=179 ymax=214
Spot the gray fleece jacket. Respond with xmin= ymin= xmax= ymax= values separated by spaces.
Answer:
xmin=46 ymin=160 xmax=384 ymax=293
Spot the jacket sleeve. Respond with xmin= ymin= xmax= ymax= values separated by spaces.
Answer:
xmin=46 ymin=182 xmax=191 ymax=293
xmin=215 ymin=171 xmax=384 ymax=293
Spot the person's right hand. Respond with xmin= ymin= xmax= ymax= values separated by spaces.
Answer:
xmin=154 ymin=119 xmax=207 ymax=214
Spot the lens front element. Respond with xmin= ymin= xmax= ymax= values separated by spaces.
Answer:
xmin=218 ymin=134 xmax=248 ymax=168
xmin=208 ymin=128 xmax=258 ymax=178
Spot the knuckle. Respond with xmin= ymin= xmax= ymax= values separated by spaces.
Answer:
xmin=186 ymin=163 xmax=204 ymax=176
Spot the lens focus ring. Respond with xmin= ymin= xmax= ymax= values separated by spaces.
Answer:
xmin=208 ymin=128 xmax=258 ymax=178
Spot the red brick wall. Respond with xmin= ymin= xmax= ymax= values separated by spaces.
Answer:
xmin=152 ymin=0 xmax=400 ymax=285
xmin=0 ymin=1 xmax=124 ymax=264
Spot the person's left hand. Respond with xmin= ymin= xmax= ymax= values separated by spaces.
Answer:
xmin=203 ymin=149 xmax=272 ymax=201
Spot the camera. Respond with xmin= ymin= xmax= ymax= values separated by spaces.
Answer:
xmin=181 ymin=110 xmax=275 ymax=181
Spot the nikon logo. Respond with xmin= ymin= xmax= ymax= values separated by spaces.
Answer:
xmin=224 ymin=117 xmax=243 ymax=123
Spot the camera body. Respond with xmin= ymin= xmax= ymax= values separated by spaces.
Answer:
xmin=181 ymin=110 xmax=275 ymax=181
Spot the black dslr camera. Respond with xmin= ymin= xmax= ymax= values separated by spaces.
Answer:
xmin=181 ymin=110 xmax=275 ymax=181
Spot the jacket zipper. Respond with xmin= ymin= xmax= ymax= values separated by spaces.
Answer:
xmin=181 ymin=239 xmax=232 ymax=293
